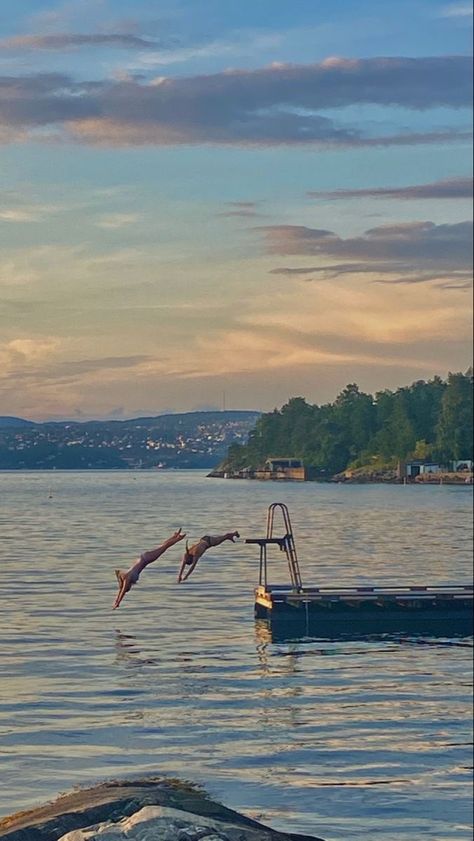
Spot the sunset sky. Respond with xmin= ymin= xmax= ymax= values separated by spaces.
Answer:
xmin=0 ymin=0 xmax=472 ymax=420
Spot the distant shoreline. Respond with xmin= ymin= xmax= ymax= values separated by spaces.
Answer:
xmin=208 ymin=469 xmax=473 ymax=486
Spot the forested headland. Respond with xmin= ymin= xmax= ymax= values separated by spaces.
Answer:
xmin=219 ymin=370 xmax=473 ymax=480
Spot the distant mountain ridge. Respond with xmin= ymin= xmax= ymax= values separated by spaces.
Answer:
xmin=0 ymin=410 xmax=257 ymax=427
xmin=0 ymin=410 xmax=261 ymax=470
xmin=0 ymin=416 xmax=36 ymax=427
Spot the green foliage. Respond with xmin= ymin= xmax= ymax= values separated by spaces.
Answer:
xmin=224 ymin=371 xmax=473 ymax=476
xmin=435 ymin=371 xmax=474 ymax=460
xmin=412 ymin=439 xmax=432 ymax=460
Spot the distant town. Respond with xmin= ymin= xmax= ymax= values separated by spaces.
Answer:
xmin=0 ymin=411 xmax=260 ymax=470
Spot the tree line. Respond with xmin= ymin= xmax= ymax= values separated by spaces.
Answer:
xmin=224 ymin=370 xmax=473 ymax=477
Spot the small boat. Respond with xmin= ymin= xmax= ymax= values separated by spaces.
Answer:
xmin=246 ymin=503 xmax=473 ymax=638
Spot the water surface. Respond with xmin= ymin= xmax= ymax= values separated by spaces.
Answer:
xmin=0 ymin=472 xmax=472 ymax=840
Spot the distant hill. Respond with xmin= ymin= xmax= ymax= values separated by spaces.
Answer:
xmin=0 ymin=410 xmax=261 ymax=470
xmin=0 ymin=416 xmax=36 ymax=427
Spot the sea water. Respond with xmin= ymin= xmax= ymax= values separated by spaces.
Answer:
xmin=0 ymin=471 xmax=472 ymax=840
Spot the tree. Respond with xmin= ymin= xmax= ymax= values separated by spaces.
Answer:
xmin=412 ymin=440 xmax=432 ymax=460
xmin=435 ymin=372 xmax=473 ymax=461
xmin=404 ymin=377 xmax=446 ymax=443
xmin=334 ymin=383 xmax=376 ymax=456
xmin=222 ymin=370 xmax=472 ymax=477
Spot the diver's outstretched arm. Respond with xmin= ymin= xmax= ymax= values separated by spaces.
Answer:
xmin=178 ymin=558 xmax=199 ymax=583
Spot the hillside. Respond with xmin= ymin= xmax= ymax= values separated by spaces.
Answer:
xmin=0 ymin=410 xmax=260 ymax=470
xmin=0 ymin=416 xmax=36 ymax=427
xmin=217 ymin=371 xmax=473 ymax=480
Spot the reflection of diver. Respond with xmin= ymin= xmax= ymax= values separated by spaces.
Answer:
xmin=114 ymin=630 xmax=140 ymax=662
xmin=114 ymin=630 xmax=159 ymax=667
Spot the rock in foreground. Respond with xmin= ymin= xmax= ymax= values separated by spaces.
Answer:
xmin=0 ymin=778 xmax=325 ymax=841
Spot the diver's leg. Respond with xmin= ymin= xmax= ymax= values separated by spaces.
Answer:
xmin=206 ymin=532 xmax=239 ymax=547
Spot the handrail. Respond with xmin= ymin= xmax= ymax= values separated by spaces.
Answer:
xmin=245 ymin=504 xmax=303 ymax=591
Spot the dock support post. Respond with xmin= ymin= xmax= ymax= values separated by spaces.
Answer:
xmin=258 ymin=543 xmax=268 ymax=589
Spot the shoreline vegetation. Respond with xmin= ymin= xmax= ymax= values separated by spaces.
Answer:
xmin=209 ymin=466 xmax=473 ymax=485
xmin=209 ymin=370 xmax=473 ymax=485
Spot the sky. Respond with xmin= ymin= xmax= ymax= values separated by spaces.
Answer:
xmin=0 ymin=0 xmax=472 ymax=421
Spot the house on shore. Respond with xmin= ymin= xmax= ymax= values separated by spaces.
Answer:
xmin=403 ymin=460 xmax=443 ymax=479
xmin=255 ymin=458 xmax=311 ymax=481
xmin=400 ymin=458 xmax=473 ymax=482
xmin=452 ymin=459 xmax=473 ymax=472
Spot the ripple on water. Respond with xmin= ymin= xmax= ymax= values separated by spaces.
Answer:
xmin=0 ymin=472 xmax=472 ymax=840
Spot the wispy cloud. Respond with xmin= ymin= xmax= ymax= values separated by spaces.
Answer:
xmin=270 ymin=263 xmax=473 ymax=286
xmin=218 ymin=200 xmax=262 ymax=217
xmin=259 ymin=220 xmax=473 ymax=283
xmin=226 ymin=201 xmax=259 ymax=209
xmin=219 ymin=210 xmax=262 ymax=217
xmin=0 ymin=207 xmax=59 ymax=223
xmin=0 ymin=33 xmax=170 ymax=51
xmin=0 ymin=208 xmax=41 ymax=222
xmin=95 ymin=213 xmax=139 ymax=229
xmin=0 ymin=55 xmax=471 ymax=147
xmin=307 ymin=176 xmax=474 ymax=200
xmin=438 ymin=3 xmax=473 ymax=18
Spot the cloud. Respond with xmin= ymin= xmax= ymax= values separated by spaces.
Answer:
xmin=438 ymin=281 xmax=472 ymax=289
xmin=0 ymin=33 xmax=169 ymax=51
xmin=218 ymin=209 xmax=262 ymax=217
xmin=0 ymin=346 xmax=154 ymax=385
xmin=0 ymin=208 xmax=40 ymax=222
xmin=50 ymin=354 xmax=153 ymax=376
xmin=129 ymin=32 xmax=283 ymax=70
xmin=0 ymin=336 xmax=60 ymax=379
xmin=0 ymin=202 xmax=59 ymax=222
xmin=374 ymin=270 xmax=473 ymax=285
xmin=95 ymin=213 xmax=139 ymax=229
xmin=226 ymin=201 xmax=259 ymax=208
xmin=438 ymin=3 xmax=473 ymax=18
xmin=219 ymin=200 xmax=262 ymax=216
xmin=6 ymin=337 xmax=59 ymax=360
xmin=259 ymin=220 xmax=473 ymax=283
xmin=0 ymin=261 xmax=471 ymax=418
xmin=307 ymin=176 xmax=474 ymax=201
xmin=270 ymin=263 xmax=473 ymax=286
xmin=0 ymin=55 xmax=471 ymax=147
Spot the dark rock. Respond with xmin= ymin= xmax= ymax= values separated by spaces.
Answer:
xmin=0 ymin=778 xmax=325 ymax=841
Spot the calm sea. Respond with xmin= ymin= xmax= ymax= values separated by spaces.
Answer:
xmin=0 ymin=471 xmax=472 ymax=840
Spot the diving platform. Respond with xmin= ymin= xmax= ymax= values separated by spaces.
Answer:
xmin=246 ymin=503 xmax=473 ymax=638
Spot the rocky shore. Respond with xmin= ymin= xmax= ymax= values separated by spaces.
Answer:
xmin=209 ymin=467 xmax=473 ymax=485
xmin=0 ymin=779 xmax=325 ymax=841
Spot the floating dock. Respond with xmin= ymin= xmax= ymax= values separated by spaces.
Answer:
xmin=246 ymin=503 xmax=473 ymax=638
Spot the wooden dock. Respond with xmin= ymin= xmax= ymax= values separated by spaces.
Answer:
xmin=246 ymin=503 xmax=473 ymax=638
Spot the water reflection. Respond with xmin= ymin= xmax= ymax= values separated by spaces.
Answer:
xmin=258 ymin=617 xmax=473 ymax=646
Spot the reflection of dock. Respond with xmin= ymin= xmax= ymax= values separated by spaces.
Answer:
xmin=246 ymin=503 xmax=473 ymax=638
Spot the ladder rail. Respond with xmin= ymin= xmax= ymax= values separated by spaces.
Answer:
xmin=265 ymin=502 xmax=303 ymax=592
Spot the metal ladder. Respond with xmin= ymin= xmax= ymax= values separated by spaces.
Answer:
xmin=267 ymin=502 xmax=303 ymax=592
xmin=246 ymin=503 xmax=303 ymax=592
